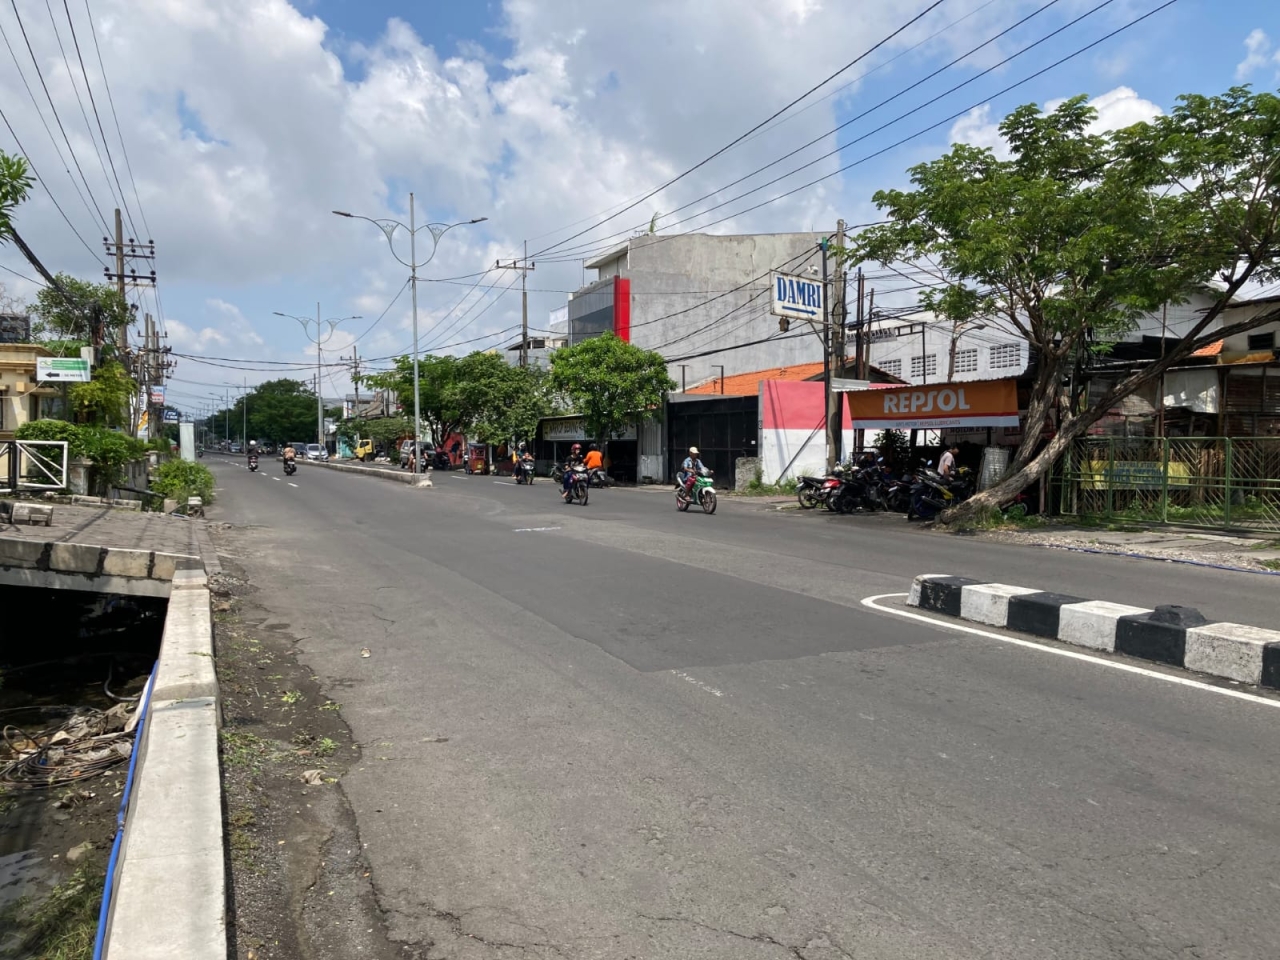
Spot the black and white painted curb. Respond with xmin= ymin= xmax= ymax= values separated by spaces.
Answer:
xmin=908 ymin=574 xmax=1280 ymax=690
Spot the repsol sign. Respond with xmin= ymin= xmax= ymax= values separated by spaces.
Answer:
xmin=883 ymin=388 xmax=972 ymax=414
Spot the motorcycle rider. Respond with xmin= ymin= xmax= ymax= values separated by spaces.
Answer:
xmin=513 ymin=441 xmax=534 ymax=480
xmin=282 ymin=442 xmax=297 ymax=471
xmin=679 ymin=446 xmax=706 ymax=498
xmin=583 ymin=442 xmax=603 ymax=482
xmin=561 ymin=442 xmax=584 ymax=501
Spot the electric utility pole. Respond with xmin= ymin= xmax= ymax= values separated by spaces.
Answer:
xmin=495 ymin=242 xmax=536 ymax=367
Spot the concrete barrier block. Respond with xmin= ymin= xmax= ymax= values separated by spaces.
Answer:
xmin=959 ymin=583 xmax=1041 ymax=627
xmin=151 ymin=587 xmax=217 ymax=702
xmin=49 ymin=542 xmax=103 ymax=574
xmin=1184 ymin=623 xmax=1280 ymax=685
xmin=909 ymin=575 xmax=980 ymax=617
xmin=102 ymin=548 xmax=151 ymax=578
xmin=0 ymin=537 xmax=47 ymax=568
xmin=907 ymin=574 xmax=947 ymax=607
xmin=1115 ymin=605 xmax=1206 ymax=667
xmin=104 ymin=698 xmax=224 ymax=960
xmin=1006 ymin=592 xmax=1086 ymax=639
xmin=150 ymin=552 xmax=189 ymax=580
xmin=11 ymin=503 xmax=54 ymax=526
xmin=1058 ymin=600 xmax=1152 ymax=652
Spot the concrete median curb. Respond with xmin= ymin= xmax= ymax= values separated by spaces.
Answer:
xmin=287 ymin=458 xmax=433 ymax=486
xmin=908 ymin=574 xmax=1280 ymax=690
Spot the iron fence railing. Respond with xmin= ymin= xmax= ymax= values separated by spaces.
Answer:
xmin=1057 ymin=437 xmax=1280 ymax=532
xmin=0 ymin=439 xmax=69 ymax=494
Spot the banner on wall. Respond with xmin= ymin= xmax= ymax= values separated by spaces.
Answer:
xmin=847 ymin=379 xmax=1019 ymax=431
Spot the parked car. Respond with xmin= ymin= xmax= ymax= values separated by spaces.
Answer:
xmin=399 ymin=440 xmax=436 ymax=470
xmin=305 ymin=443 xmax=328 ymax=461
xmin=229 ymin=442 xmax=242 ymax=454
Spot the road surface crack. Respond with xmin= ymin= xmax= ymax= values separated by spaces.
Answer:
xmin=637 ymin=914 xmax=849 ymax=959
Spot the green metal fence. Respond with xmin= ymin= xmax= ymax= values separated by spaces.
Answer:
xmin=1057 ymin=437 xmax=1280 ymax=532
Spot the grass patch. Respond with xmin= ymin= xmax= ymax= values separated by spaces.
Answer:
xmin=951 ymin=504 xmax=1051 ymax=533
xmin=279 ymin=690 xmax=304 ymax=705
xmin=741 ymin=469 xmax=799 ymax=497
xmin=220 ymin=731 xmax=270 ymax=768
xmin=1259 ymin=559 xmax=1280 ymax=571
xmin=0 ymin=855 xmax=104 ymax=960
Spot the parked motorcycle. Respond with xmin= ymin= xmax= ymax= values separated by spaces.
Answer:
xmin=676 ymin=467 xmax=717 ymax=515
xmin=248 ymin=454 xmax=259 ymax=472
xmin=283 ymin=458 xmax=297 ymax=476
xmin=795 ymin=475 xmax=826 ymax=509
xmin=907 ymin=465 xmax=974 ymax=521
xmin=514 ymin=456 xmax=536 ymax=485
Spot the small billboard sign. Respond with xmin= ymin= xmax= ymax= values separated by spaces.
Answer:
xmin=771 ymin=272 xmax=824 ymax=321
xmin=36 ymin=357 xmax=91 ymax=382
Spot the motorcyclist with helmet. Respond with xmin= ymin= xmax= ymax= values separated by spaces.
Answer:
xmin=561 ymin=442 xmax=585 ymax=501
xmin=513 ymin=441 xmax=535 ymax=482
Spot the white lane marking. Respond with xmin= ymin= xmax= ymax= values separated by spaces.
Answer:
xmin=451 ymin=475 xmax=466 ymax=480
xmin=513 ymin=526 xmax=561 ymax=533
xmin=669 ymin=670 xmax=724 ymax=697
xmin=288 ymin=482 xmax=299 ymax=488
xmin=272 ymin=476 xmax=281 ymax=481
xmin=861 ymin=593 xmax=1280 ymax=710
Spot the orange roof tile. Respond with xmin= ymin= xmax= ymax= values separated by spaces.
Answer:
xmin=1192 ymin=340 xmax=1223 ymax=357
xmin=685 ymin=362 xmax=826 ymax=395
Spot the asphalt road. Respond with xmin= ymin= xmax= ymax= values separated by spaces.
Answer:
xmin=209 ymin=458 xmax=1280 ymax=960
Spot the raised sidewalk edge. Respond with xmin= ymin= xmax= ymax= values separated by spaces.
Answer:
xmin=103 ymin=569 xmax=226 ymax=960
xmin=907 ymin=573 xmax=1280 ymax=690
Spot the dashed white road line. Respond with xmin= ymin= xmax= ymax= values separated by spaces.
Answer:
xmin=272 ymin=476 xmax=281 ymax=481
xmin=513 ymin=526 xmax=561 ymax=533
xmin=860 ymin=593 xmax=1280 ymax=710
xmin=669 ymin=670 xmax=724 ymax=697
xmin=287 ymin=482 xmax=299 ymax=488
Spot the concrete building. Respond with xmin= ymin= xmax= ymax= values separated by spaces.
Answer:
xmin=568 ymin=232 xmax=829 ymax=389
xmin=0 ymin=342 xmax=58 ymax=440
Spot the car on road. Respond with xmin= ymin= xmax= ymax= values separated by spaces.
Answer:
xmin=304 ymin=443 xmax=328 ymax=461
xmin=229 ymin=442 xmax=242 ymax=454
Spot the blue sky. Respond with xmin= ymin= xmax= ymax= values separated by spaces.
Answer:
xmin=0 ymin=0 xmax=1275 ymax=414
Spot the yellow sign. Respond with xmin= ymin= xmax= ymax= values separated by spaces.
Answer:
xmin=1079 ymin=461 xmax=1192 ymax=490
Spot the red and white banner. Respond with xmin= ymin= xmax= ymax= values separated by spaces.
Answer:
xmin=760 ymin=380 xmax=852 ymax=482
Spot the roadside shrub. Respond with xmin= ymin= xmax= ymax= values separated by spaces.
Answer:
xmin=150 ymin=458 xmax=215 ymax=506
xmin=15 ymin=420 xmax=148 ymax=493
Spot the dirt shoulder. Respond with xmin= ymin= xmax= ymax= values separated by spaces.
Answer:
xmin=210 ymin=558 xmax=413 ymax=960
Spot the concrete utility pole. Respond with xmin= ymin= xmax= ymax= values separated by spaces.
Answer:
xmin=114 ymin=209 xmax=125 ymax=353
xmin=826 ymin=219 xmax=847 ymax=468
xmin=495 ymin=241 xmax=536 ymax=367
xmin=351 ymin=348 xmax=362 ymax=424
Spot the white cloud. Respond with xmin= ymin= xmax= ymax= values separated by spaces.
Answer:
xmin=950 ymin=86 xmax=1162 ymax=156
xmin=1235 ymin=28 xmax=1280 ymax=81
xmin=0 ymin=0 xmax=1127 ymax=402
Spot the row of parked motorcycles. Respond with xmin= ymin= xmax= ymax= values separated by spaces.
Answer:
xmin=795 ymin=456 xmax=974 ymax=520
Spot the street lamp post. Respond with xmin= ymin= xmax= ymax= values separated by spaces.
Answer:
xmin=273 ymin=307 xmax=361 ymax=451
xmin=333 ymin=199 xmax=486 ymax=473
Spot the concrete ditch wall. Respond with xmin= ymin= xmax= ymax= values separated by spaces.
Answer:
xmin=103 ymin=568 xmax=226 ymax=960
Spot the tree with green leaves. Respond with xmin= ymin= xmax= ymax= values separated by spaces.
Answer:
xmin=461 ymin=352 xmax=554 ymax=448
xmin=68 ymin=361 xmax=135 ymax=427
xmin=28 ymin=274 xmax=131 ymax=352
xmin=241 ymin=379 xmax=320 ymax=443
xmin=845 ymin=86 xmax=1280 ymax=523
xmin=0 ymin=150 xmax=32 ymax=239
xmin=361 ymin=353 xmax=470 ymax=445
xmin=549 ymin=333 xmax=675 ymax=444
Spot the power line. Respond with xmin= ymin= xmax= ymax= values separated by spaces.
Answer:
xmin=0 ymin=20 xmax=103 ymax=237
xmin=5 ymin=0 xmax=109 ymax=229
xmin=527 ymin=0 xmax=950 ymax=261
xmin=40 ymin=0 xmax=118 ymax=212
xmin=61 ymin=0 xmax=136 ymax=237
xmin=82 ymin=0 xmax=149 ymax=241
xmin=642 ymin=0 xmax=1180 ymax=244
xmin=349 ymin=278 xmax=410 ymax=346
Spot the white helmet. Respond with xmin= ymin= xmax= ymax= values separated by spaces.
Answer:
xmin=689 ymin=446 xmax=700 ymax=456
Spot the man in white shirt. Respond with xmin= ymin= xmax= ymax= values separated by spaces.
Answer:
xmin=938 ymin=445 xmax=959 ymax=478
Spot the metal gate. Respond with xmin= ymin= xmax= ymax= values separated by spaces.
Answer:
xmin=0 ymin=440 xmax=69 ymax=494
xmin=666 ymin=396 xmax=759 ymax=489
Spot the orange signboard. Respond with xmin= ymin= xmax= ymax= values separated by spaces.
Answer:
xmin=847 ymin=379 xmax=1019 ymax=430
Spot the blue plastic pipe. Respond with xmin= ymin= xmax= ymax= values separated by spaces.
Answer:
xmin=92 ymin=661 xmax=157 ymax=960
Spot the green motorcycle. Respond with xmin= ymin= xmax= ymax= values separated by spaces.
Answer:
xmin=676 ymin=467 xmax=717 ymax=515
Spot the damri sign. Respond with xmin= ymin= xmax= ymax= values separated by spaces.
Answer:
xmin=771 ymin=271 xmax=824 ymax=321
xmin=847 ymin=379 xmax=1019 ymax=430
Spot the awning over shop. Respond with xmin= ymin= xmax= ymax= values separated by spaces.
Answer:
xmin=847 ymin=379 xmax=1019 ymax=431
